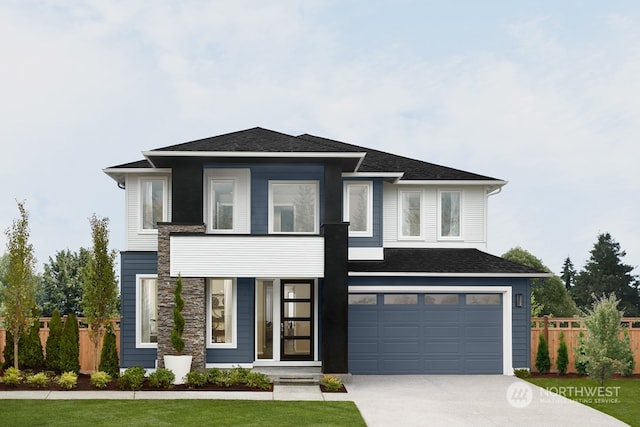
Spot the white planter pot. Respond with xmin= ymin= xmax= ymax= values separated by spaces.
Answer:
xmin=164 ymin=355 xmax=193 ymax=385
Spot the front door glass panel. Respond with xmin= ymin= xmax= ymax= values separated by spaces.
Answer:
xmin=281 ymin=281 xmax=313 ymax=360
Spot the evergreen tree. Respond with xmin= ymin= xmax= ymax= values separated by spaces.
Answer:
xmin=502 ymin=247 xmax=578 ymax=316
xmin=81 ymin=215 xmax=119 ymax=372
xmin=39 ymin=248 xmax=90 ymax=316
xmin=3 ymin=330 xmax=14 ymax=368
xmin=19 ymin=307 xmax=44 ymax=369
xmin=59 ymin=313 xmax=80 ymax=373
xmin=45 ymin=309 xmax=64 ymax=371
xmin=99 ymin=322 xmax=120 ymax=378
xmin=571 ymin=233 xmax=640 ymax=316
xmin=560 ymin=257 xmax=576 ymax=291
xmin=535 ymin=334 xmax=551 ymax=374
xmin=556 ymin=332 xmax=569 ymax=375
xmin=1 ymin=200 xmax=37 ymax=369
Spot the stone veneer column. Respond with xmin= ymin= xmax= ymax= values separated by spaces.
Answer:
xmin=157 ymin=223 xmax=206 ymax=370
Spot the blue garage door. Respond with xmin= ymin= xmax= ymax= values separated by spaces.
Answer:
xmin=348 ymin=293 xmax=503 ymax=374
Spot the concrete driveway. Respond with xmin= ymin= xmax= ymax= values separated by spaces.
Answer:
xmin=326 ymin=375 xmax=627 ymax=427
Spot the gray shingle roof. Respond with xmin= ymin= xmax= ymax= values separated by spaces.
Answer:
xmin=106 ymin=127 xmax=501 ymax=181
xmin=348 ymin=248 xmax=546 ymax=276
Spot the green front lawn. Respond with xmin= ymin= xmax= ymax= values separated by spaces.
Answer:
xmin=0 ymin=400 xmax=366 ymax=427
xmin=527 ymin=377 xmax=640 ymax=427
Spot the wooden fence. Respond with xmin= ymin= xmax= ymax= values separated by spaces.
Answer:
xmin=0 ymin=317 xmax=120 ymax=374
xmin=531 ymin=316 xmax=640 ymax=374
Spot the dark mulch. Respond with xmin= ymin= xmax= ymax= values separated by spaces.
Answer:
xmin=0 ymin=373 xmax=274 ymax=392
xmin=320 ymin=384 xmax=347 ymax=393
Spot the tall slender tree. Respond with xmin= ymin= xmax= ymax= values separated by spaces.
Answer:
xmin=560 ymin=257 xmax=576 ymax=291
xmin=81 ymin=215 xmax=119 ymax=372
xmin=571 ymin=233 xmax=640 ymax=316
xmin=1 ymin=200 xmax=37 ymax=369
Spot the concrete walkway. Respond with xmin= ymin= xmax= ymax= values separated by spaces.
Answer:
xmin=0 ymin=376 xmax=628 ymax=427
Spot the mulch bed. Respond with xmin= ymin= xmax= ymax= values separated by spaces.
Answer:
xmin=320 ymin=384 xmax=347 ymax=393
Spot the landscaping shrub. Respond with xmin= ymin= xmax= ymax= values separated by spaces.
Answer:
xmin=148 ymin=368 xmax=175 ymax=389
xmin=575 ymin=331 xmax=588 ymax=376
xmin=535 ymin=334 xmax=551 ymax=374
xmin=57 ymin=371 xmax=78 ymax=390
xmin=118 ymin=366 xmax=146 ymax=391
xmin=228 ymin=366 xmax=250 ymax=385
xmin=185 ymin=371 xmax=208 ymax=388
xmin=622 ymin=331 xmax=635 ymax=377
xmin=45 ymin=310 xmax=64 ymax=372
xmin=27 ymin=372 xmax=50 ymax=388
xmin=205 ymin=368 xmax=222 ymax=384
xmin=59 ymin=313 xmax=80 ymax=374
xmin=99 ymin=323 xmax=120 ymax=378
xmin=2 ymin=367 xmax=23 ymax=386
xmin=3 ymin=331 xmax=15 ymax=368
xmin=513 ymin=368 xmax=531 ymax=379
xmin=556 ymin=332 xmax=569 ymax=375
xmin=90 ymin=371 xmax=112 ymax=389
xmin=20 ymin=309 xmax=44 ymax=369
xmin=321 ymin=375 xmax=343 ymax=392
xmin=244 ymin=372 xmax=271 ymax=390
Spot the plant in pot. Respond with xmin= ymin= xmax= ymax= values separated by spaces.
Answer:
xmin=163 ymin=275 xmax=192 ymax=384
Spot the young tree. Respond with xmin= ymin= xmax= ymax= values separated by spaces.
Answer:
xmin=502 ymin=247 xmax=578 ymax=317
xmin=59 ymin=313 xmax=80 ymax=373
xmin=535 ymin=334 xmax=551 ymax=374
xmin=556 ymin=332 xmax=569 ymax=375
xmin=99 ymin=322 xmax=120 ymax=378
xmin=39 ymin=248 xmax=90 ymax=316
xmin=579 ymin=294 xmax=634 ymax=386
xmin=1 ymin=200 xmax=37 ymax=369
xmin=81 ymin=215 xmax=119 ymax=372
xmin=20 ymin=307 xmax=44 ymax=369
xmin=45 ymin=309 xmax=64 ymax=371
xmin=560 ymin=257 xmax=576 ymax=291
xmin=572 ymin=233 xmax=640 ymax=316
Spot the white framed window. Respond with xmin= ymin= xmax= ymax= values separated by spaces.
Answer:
xmin=139 ymin=177 xmax=167 ymax=232
xmin=439 ymin=190 xmax=462 ymax=239
xmin=136 ymin=274 xmax=158 ymax=348
xmin=344 ymin=181 xmax=373 ymax=237
xmin=204 ymin=169 xmax=250 ymax=234
xmin=208 ymin=278 xmax=237 ymax=348
xmin=399 ymin=190 xmax=422 ymax=238
xmin=269 ymin=181 xmax=319 ymax=234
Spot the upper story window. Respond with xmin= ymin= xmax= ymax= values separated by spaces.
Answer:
xmin=136 ymin=275 xmax=157 ymax=348
xmin=140 ymin=177 xmax=167 ymax=232
xmin=269 ymin=181 xmax=319 ymax=234
xmin=439 ymin=190 xmax=461 ymax=239
xmin=344 ymin=181 xmax=373 ymax=237
xmin=399 ymin=190 xmax=422 ymax=238
xmin=204 ymin=169 xmax=250 ymax=234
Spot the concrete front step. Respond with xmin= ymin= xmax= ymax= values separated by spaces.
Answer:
xmin=252 ymin=367 xmax=323 ymax=385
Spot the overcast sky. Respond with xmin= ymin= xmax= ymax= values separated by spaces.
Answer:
xmin=1 ymin=1 xmax=639 ymax=276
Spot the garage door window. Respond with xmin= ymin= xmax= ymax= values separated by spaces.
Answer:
xmin=349 ymin=294 xmax=377 ymax=305
xmin=384 ymin=294 xmax=417 ymax=304
xmin=425 ymin=294 xmax=459 ymax=304
xmin=465 ymin=294 xmax=501 ymax=305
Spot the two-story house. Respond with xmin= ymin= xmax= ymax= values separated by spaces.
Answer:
xmin=104 ymin=127 xmax=543 ymax=376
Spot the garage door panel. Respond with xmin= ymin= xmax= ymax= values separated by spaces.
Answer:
xmin=349 ymin=292 xmax=503 ymax=374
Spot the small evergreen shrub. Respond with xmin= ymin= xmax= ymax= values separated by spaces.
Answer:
xmin=228 ymin=366 xmax=250 ymax=384
xmin=244 ymin=372 xmax=271 ymax=390
xmin=20 ymin=309 xmax=44 ymax=369
xmin=185 ymin=371 xmax=208 ymax=388
xmin=205 ymin=368 xmax=222 ymax=384
xmin=90 ymin=371 xmax=112 ymax=389
xmin=26 ymin=372 xmax=50 ymax=388
xmin=148 ymin=368 xmax=175 ymax=389
xmin=556 ymin=332 xmax=569 ymax=375
xmin=575 ymin=331 xmax=588 ymax=375
xmin=622 ymin=331 xmax=635 ymax=377
xmin=99 ymin=323 xmax=120 ymax=378
xmin=321 ymin=375 xmax=343 ymax=392
xmin=3 ymin=331 xmax=14 ymax=368
xmin=535 ymin=334 xmax=551 ymax=374
xmin=57 ymin=371 xmax=78 ymax=390
xmin=170 ymin=275 xmax=186 ymax=354
xmin=513 ymin=368 xmax=531 ymax=379
xmin=118 ymin=366 xmax=146 ymax=391
xmin=2 ymin=367 xmax=23 ymax=386
xmin=59 ymin=313 xmax=80 ymax=374
xmin=45 ymin=310 xmax=64 ymax=372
